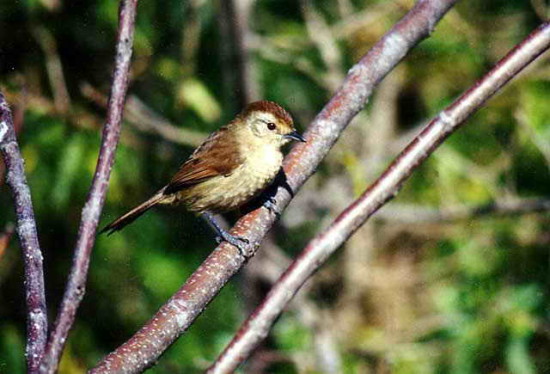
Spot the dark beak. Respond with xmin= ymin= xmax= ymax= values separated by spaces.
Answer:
xmin=284 ymin=130 xmax=306 ymax=143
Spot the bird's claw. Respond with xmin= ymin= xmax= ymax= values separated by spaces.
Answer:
xmin=217 ymin=233 xmax=252 ymax=257
xmin=263 ymin=196 xmax=281 ymax=216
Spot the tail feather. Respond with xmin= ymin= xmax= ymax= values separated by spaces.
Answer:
xmin=100 ymin=193 xmax=165 ymax=235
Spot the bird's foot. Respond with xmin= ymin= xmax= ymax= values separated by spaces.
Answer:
xmin=263 ymin=196 xmax=281 ymax=217
xmin=202 ymin=211 xmax=254 ymax=257
xmin=216 ymin=232 xmax=252 ymax=257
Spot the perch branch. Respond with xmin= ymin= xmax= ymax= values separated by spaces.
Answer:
xmin=90 ymin=1 xmax=459 ymax=373
xmin=206 ymin=22 xmax=550 ymax=373
xmin=38 ymin=1 xmax=139 ymax=373
xmin=0 ymin=93 xmax=48 ymax=373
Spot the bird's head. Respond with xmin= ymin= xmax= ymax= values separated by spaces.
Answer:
xmin=239 ymin=101 xmax=305 ymax=147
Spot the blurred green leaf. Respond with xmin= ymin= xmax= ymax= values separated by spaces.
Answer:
xmin=177 ymin=78 xmax=221 ymax=123
xmin=52 ymin=133 xmax=86 ymax=210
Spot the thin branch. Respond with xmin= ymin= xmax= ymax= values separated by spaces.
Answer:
xmin=32 ymin=26 xmax=71 ymax=114
xmin=376 ymin=198 xmax=550 ymax=223
xmin=125 ymin=95 xmax=207 ymax=147
xmin=0 ymin=93 xmax=48 ymax=373
xmin=38 ymin=1 xmax=139 ymax=373
xmin=206 ymin=22 xmax=550 ymax=373
xmin=80 ymin=83 xmax=207 ymax=147
xmin=90 ymin=1 xmax=459 ymax=372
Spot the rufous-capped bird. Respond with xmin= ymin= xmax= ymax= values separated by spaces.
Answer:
xmin=101 ymin=101 xmax=305 ymax=251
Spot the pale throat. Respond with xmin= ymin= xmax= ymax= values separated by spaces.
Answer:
xmin=234 ymin=129 xmax=282 ymax=180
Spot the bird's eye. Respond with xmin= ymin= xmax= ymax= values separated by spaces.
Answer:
xmin=266 ymin=122 xmax=277 ymax=131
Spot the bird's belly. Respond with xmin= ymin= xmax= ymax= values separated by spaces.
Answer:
xmin=178 ymin=151 xmax=282 ymax=213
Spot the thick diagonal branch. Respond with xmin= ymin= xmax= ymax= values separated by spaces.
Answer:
xmin=90 ymin=1 xmax=459 ymax=373
xmin=38 ymin=1 xmax=139 ymax=373
xmin=207 ymin=22 xmax=550 ymax=374
xmin=0 ymin=93 xmax=47 ymax=373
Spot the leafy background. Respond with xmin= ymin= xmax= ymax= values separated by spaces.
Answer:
xmin=1 ymin=0 xmax=550 ymax=373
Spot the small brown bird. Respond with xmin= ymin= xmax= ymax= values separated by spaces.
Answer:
xmin=101 ymin=100 xmax=305 ymax=250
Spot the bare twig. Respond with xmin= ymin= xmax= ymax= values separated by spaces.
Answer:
xmin=81 ymin=83 xmax=207 ymax=147
xmin=38 ymin=1 xmax=139 ymax=373
xmin=206 ymin=23 xmax=550 ymax=373
xmin=0 ymin=93 xmax=48 ymax=373
xmin=376 ymin=198 xmax=550 ymax=223
xmin=90 ymin=1 xmax=459 ymax=373
xmin=32 ymin=26 xmax=71 ymax=114
xmin=125 ymin=95 xmax=206 ymax=146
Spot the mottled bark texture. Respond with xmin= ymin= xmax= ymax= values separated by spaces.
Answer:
xmin=0 ymin=93 xmax=48 ymax=373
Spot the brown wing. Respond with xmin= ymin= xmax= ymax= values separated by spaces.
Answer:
xmin=163 ymin=126 xmax=243 ymax=195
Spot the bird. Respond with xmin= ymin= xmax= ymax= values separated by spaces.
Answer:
xmin=101 ymin=100 xmax=305 ymax=252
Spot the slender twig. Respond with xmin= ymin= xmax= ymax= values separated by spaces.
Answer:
xmin=90 ymin=1 xmax=458 ymax=373
xmin=80 ymin=83 xmax=207 ymax=147
xmin=38 ymin=1 xmax=139 ymax=373
xmin=0 ymin=93 xmax=48 ymax=373
xmin=125 ymin=95 xmax=207 ymax=146
xmin=32 ymin=26 xmax=71 ymax=114
xmin=376 ymin=198 xmax=550 ymax=223
xmin=207 ymin=23 xmax=550 ymax=373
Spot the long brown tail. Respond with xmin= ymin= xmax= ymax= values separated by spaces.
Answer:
xmin=100 ymin=193 xmax=165 ymax=235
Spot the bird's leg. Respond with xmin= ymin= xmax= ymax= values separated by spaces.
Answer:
xmin=201 ymin=212 xmax=251 ymax=256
